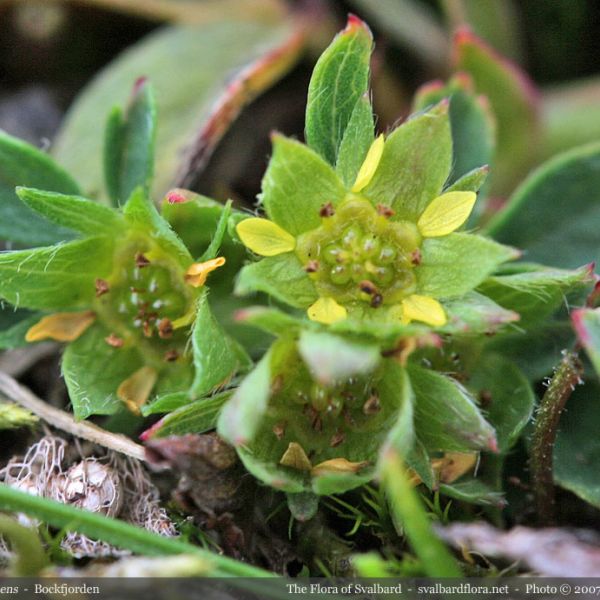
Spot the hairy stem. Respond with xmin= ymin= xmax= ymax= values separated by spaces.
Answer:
xmin=530 ymin=350 xmax=583 ymax=525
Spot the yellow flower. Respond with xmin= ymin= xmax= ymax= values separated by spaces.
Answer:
xmin=236 ymin=135 xmax=478 ymax=329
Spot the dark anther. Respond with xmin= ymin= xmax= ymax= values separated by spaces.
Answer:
xmin=359 ymin=280 xmax=378 ymax=295
xmin=135 ymin=252 xmax=151 ymax=268
xmin=330 ymin=430 xmax=345 ymax=447
xmin=479 ymin=389 xmax=493 ymax=407
xmin=272 ymin=422 xmax=286 ymax=440
xmin=376 ymin=204 xmax=395 ymax=218
xmin=304 ymin=260 xmax=320 ymax=273
xmin=411 ymin=248 xmax=422 ymax=266
xmin=95 ymin=278 xmax=110 ymax=297
xmin=157 ymin=318 xmax=174 ymax=339
xmin=370 ymin=293 xmax=383 ymax=308
xmin=319 ymin=202 xmax=335 ymax=217
xmin=363 ymin=394 xmax=381 ymax=415
xmin=104 ymin=333 xmax=124 ymax=348
xmin=164 ymin=349 xmax=179 ymax=362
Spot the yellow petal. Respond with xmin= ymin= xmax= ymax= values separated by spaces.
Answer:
xmin=307 ymin=297 xmax=347 ymax=324
xmin=351 ymin=134 xmax=385 ymax=193
xmin=433 ymin=452 xmax=478 ymax=484
xmin=184 ymin=256 xmax=226 ymax=287
xmin=279 ymin=442 xmax=312 ymax=472
xmin=417 ymin=191 xmax=477 ymax=237
xmin=236 ymin=218 xmax=296 ymax=256
xmin=401 ymin=294 xmax=447 ymax=327
xmin=311 ymin=458 xmax=369 ymax=477
xmin=25 ymin=311 xmax=96 ymax=342
xmin=117 ymin=366 xmax=157 ymax=415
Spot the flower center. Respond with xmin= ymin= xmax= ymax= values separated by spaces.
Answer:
xmin=295 ymin=196 xmax=421 ymax=307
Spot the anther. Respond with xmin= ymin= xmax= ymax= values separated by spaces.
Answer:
xmin=164 ymin=349 xmax=179 ymax=362
xmin=319 ymin=202 xmax=335 ymax=217
xmin=104 ymin=333 xmax=124 ymax=348
xmin=157 ymin=318 xmax=173 ymax=339
xmin=95 ymin=278 xmax=110 ymax=297
xmin=411 ymin=249 xmax=422 ymax=266
xmin=370 ymin=293 xmax=383 ymax=308
xmin=135 ymin=252 xmax=151 ymax=268
xmin=272 ymin=422 xmax=286 ymax=440
xmin=330 ymin=430 xmax=345 ymax=447
xmin=376 ymin=204 xmax=395 ymax=218
xmin=304 ymin=260 xmax=320 ymax=273
xmin=359 ymin=280 xmax=378 ymax=295
xmin=362 ymin=394 xmax=381 ymax=415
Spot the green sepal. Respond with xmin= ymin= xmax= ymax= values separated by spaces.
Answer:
xmin=0 ymin=403 xmax=38 ymax=431
xmin=260 ymin=135 xmax=346 ymax=235
xmin=364 ymin=102 xmax=452 ymax=221
xmin=233 ymin=306 xmax=305 ymax=338
xmin=16 ymin=187 xmax=126 ymax=237
xmin=409 ymin=365 xmax=497 ymax=453
xmin=466 ymin=353 xmax=534 ymax=453
xmin=442 ymin=291 xmax=519 ymax=335
xmin=62 ymin=323 xmax=143 ymax=419
xmin=0 ymin=236 xmax=114 ymax=310
xmin=297 ymin=330 xmax=380 ymax=386
xmin=104 ymin=79 xmax=157 ymax=207
xmin=417 ymin=233 xmax=518 ymax=299
xmin=405 ymin=439 xmax=435 ymax=490
xmin=479 ymin=264 xmax=594 ymax=327
xmin=445 ymin=165 xmax=489 ymax=193
xmin=190 ymin=290 xmax=251 ymax=398
xmin=414 ymin=73 xmax=495 ymax=189
xmin=0 ymin=130 xmax=80 ymax=246
xmin=286 ymin=492 xmax=319 ymax=522
xmin=123 ymin=187 xmax=191 ymax=267
xmin=199 ymin=200 xmax=232 ymax=261
xmin=305 ymin=15 xmax=373 ymax=166
xmin=218 ymin=348 xmax=273 ymax=447
xmin=141 ymin=390 xmax=233 ymax=438
xmin=235 ymin=253 xmax=318 ymax=309
xmin=335 ymin=95 xmax=375 ymax=188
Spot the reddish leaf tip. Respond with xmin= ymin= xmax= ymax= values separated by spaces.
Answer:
xmin=571 ymin=308 xmax=591 ymax=347
xmin=488 ymin=435 xmax=499 ymax=454
xmin=139 ymin=418 xmax=163 ymax=441
xmin=345 ymin=13 xmax=371 ymax=38
xmin=165 ymin=191 xmax=187 ymax=204
xmin=133 ymin=76 xmax=148 ymax=94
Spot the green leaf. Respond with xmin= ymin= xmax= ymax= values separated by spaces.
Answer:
xmin=467 ymin=353 xmax=534 ymax=452
xmin=573 ymin=308 xmax=600 ymax=377
xmin=218 ymin=348 xmax=272 ymax=447
xmin=62 ymin=323 xmax=143 ymax=419
xmin=417 ymin=233 xmax=517 ymax=299
xmin=297 ymin=330 xmax=380 ymax=386
xmin=235 ymin=253 xmax=318 ymax=309
xmin=414 ymin=74 xmax=495 ymax=188
xmin=16 ymin=187 xmax=126 ymax=237
xmin=335 ymin=95 xmax=375 ymax=188
xmin=305 ymin=15 xmax=373 ymax=166
xmin=233 ymin=306 xmax=304 ymax=337
xmin=554 ymin=382 xmax=600 ymax=508
xmin=190 ymin=291 xmax=250 ymax=397
xmin=445 ymin=165 xmax=489 ymax=193
xmin=409 ymin=365 xmax=497 ymax=453
xmin=440 ymin=480 xmax=505 ymax=507
xmin=53 ymin=20 xmax=303 ymax=202
xmin=62 ymin=325 xmax=145 ymax=420
xmin=260 ymin=135 xmax=346 ymax=235
xmin=454 ymin=29 xmax=540 ymax=193
xmin=486 ymin=142 xmax=600 ymax=269
xmin=141 ymin=391 xmax=233 ymax=439
xmin=104 ymin=79 xmax=156 ymax=206
xmin=123 ymin=187 xmax=191 ymax=267
xmin=364 ymin=103 xmax=452 ymax=221
xmin=0 ymin=237 xmax=113 ymax=310
xmin=0 ymin=131 xmax=80 ymax=246
xmin=479 ymin=264 xmax=593 ymax=327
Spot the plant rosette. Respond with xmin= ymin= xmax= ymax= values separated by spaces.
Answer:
xmin=0 ymin=82 xmax=249 ymax=420
xmin=217 ymin=329 xmax=498 ymax=498
xmin=233 ymin=18 xmax=520 ymax=337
